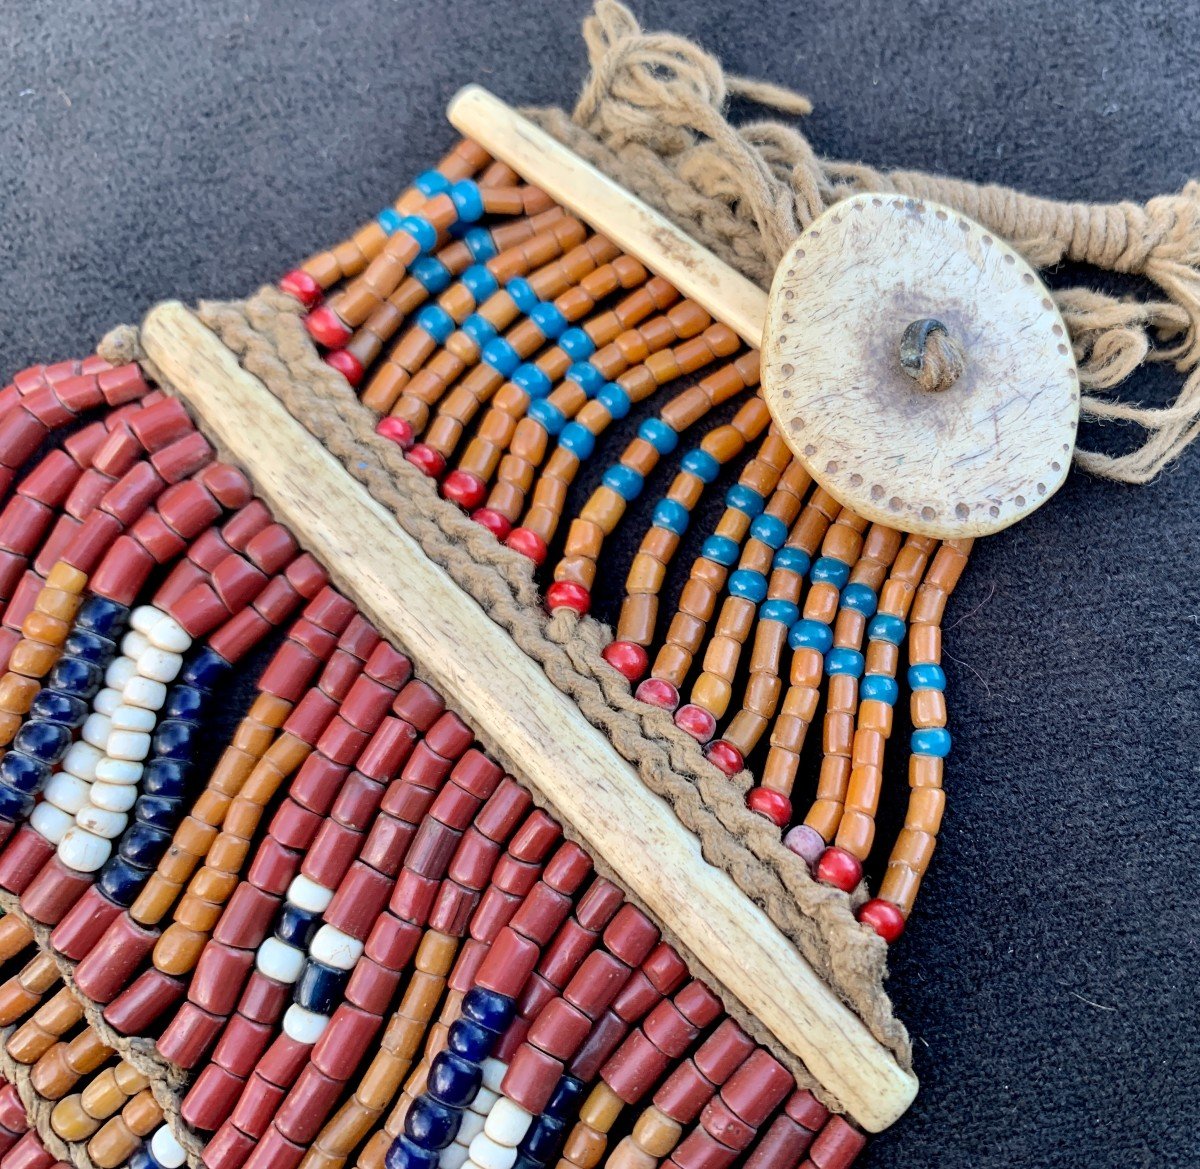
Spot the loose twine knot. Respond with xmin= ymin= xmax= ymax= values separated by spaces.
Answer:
xmin=530 ymin=0 xmax=1200 ymax=484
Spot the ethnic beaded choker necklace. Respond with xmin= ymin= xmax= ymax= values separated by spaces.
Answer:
xmin=1 ymin=5 xmax=1198 ymax=1169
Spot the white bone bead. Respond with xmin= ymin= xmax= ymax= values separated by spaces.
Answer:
xmin=82 ymin=713 xmax=112 ymax=749
xmin=62 ymin=741 xmax=103 ymax=782
xmin=286 ymin=874 xmax=334 ymax=913
xmin=123 ymin=675 xmax=167 ymax=710
xmin=471 ymin=1085 xmax=499 ymax=1115
xmin=480 ymin=1059 xmax=507 ymax=1095
xmin=256 ymin=937 xmax=306 ymax=983
xmin=483 ymin=1099 xmax=532 ymax=1147
xmin=440 ymin=1144 xmax=471 ymax=1169
xmin=309 ymin=925 xmax=364 ymax=971
xmin=283 ymin=1004 xmax=328 ymax=1044
xmin=110 ymin=703 xmax=156 ymax=733
xmin=90 ymin=782 xmax=139 ymax=812
xmin=121 ymin=630 xmax=150 ymax=659
xmin=456 ymin=1111 xmax=486 ymax=1145
xmin=105 ymin=657 xmax=136 ymax=690
xmin=43 ymin=772 xmax=91 ymax=815
xmin=137 ymin=647 xmax=183 ymax=684
xmin=76 ymin=805 xmax=127 ymax=838
xmin=130 ymin=605 xmax=166 ymax=636
xmin=107 ymin=729 xmax=151 ymax=762
xmin=92 ymin=687 xmax=123 ymax=717
xmin=31 ymin=801 xmax=75 ymax=844
xmin=467 ymin=1134 xmax=517 ymax=1169
xmin=149 ymin=614 xmax=191 ymax=653
xmin=150 ymin=1125 xmax=187 ymax=1169
xmin=58 ymin=826 xmax=111 ymax=871
xmin=94 ymin=757 xmax=143 ymax=785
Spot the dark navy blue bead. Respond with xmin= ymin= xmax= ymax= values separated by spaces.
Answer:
xmin=127 ymin=1148 xmax=156 ymax=1169
xmin=29 ymin=689 xmax=87 ymax=727
xmin=62 ymin=628 xmax=112 ymax=664
xmin=0 ymin=783 xmax=34 ymax=822
xmin=98 ymin=856 xmax=149 ymax=907
xmin=427 ymin=1051 xmax=482 ymax=1108
xmin=519 ymin=1115 xmax=565 ymax=1160
xmin=276 ymin=904 xmax=321 ymax=949
xmin=512 ymin=1156 xmax=542 ymax=1169
xmin=141 ymin=758 xmax=188 ymax=799
xmin=296 ymin=960 xmax=349 ymax=1014
xmin=0 ymin=751 xmax=50 ymax=793
xmin=14 ymin=720 xmax=71 ymax=765
xmin=462 ymin=986 xmax=514 ymax=1033
xmin=545 ymin=1075 xmax=585 ymax=1119
xmin=162 ymin=685 xmax=204 ymax=721
xmin=47 ymin=656 xmax=101 ymax=697
xmin=132 ymin=796 xmax=177 ymax=831
xmin=151 ymin=720 xmax=194 ymax=760
xmin=447 ymin=1017 xmax=492 ymax=1062
xmin=384 ymin=1135 xmax=440 ymax=1169
xmin=75 ymin=596 xmax=127 ymax=639
xmin=180 ymin=648 xmax=228 ymax=691
xmin=118 ymin=822 xmax=171 ymax=868
xmin=404 ymin=1096 xmax=461 ymax=1150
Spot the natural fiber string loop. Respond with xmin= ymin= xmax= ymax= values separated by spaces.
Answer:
xmin=531 ymin=0 xmax=1200 ymax=484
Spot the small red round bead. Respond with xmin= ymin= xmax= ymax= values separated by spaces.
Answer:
xmin=279 ymin=270 xmax=323 ymax=310
xmin=674 ymin=703 xmax=716 ymax=743
xmin=471 ymin=508 xmax=512 ymax=541
xmin=505 ymin=527 xmax=547 ymax=566
xmin=601 ymin=640 xmax=648 ymax=683
xmin=375 ymin=416 xmax=414 ymax=449
xmin=857 ymin=898 xmax=906 ymax=944
xmin=304 ymin=306 xmax=352 ymax=349
xmin=815 ymin=846 xmax=863 ymax=892
xmin=441 ymin=470 xmax=487 ymax=511
xmin=406 ymin=444 xmax=446 ymax=479
xmin=746 ymin=786 xmax=791 ymax=827
xmin=634 ymin=677 xmax=679 ymax=712
xmin=324 ymin=349 xmax=363 ymax=386
xmin=705 ymin=739 xmax=744 ymax=777
xmin=545 ymin=581 xmax=590 ymax=616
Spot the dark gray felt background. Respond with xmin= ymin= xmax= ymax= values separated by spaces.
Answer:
xmin=2 ymin=2 xmax=1199 ymax=1166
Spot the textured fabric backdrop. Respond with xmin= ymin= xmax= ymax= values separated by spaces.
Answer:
xmin=2 ymin=2 xmax=1198 ymax=1166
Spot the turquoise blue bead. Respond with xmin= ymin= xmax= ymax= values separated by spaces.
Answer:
xmin=461 ymin=265 xmax=498 ymax=302
xmin=410 ymin=257 xmax=451 ymax=294
xmin=482 ymin=338 xmax=521 ymax=376
xmin=860 ymin=674 xmax=898 ymax=704
xmin=461 ymin=314 xmax=497 ymax=348
xmin=414 ymin=170 xmax=450 ymax=196
xmin=826 ymin=647 xmax=865 ymax=677
xmin=528 ymin=400 xmax=565 ymax=435
xmin=416 ymin=305 xmax=454 ymax=345
xmin=841 ymin=582 xmax=878 ymax=616
xmin=506 ymin=278 xmax=539 ymax=313
xmin=449 ymin=180 xmax=484 ymax=222
xmin=788 ymin=619 xmax=833 ymax=653
xmin=868 ymin=613 xmax=906 ymax=644
xmin=568 ymin=362 xmax=604 ymax=395
xmin=377 ymin=208 xmax=404 ymax=235
xmin=399 ymin=215 xmax=437 ymax=252
xmin=811 ymin=556 xmax=851 ymax=588
xmin=750 ymin=513 xmax=788 ymax=549
xmin=559 ymin=328 xmax=596 ymax=361
xmin=597 ymin=384 xmax=630 ymax=418
xmin=463 ymin=228 xmax=496 ymax=262
xmin=638 ymin=418 xmax=677 ymax=454
xmin=725 ymin=484 xmax=764 ymax=517
xmin=682 ymin=449 xmax=720 ymax=483
xmin=761 ymin=599 xmax=799 ymax=625
xmin=773 ymin=546 xmax=810 ymax=575
xmin=908 ymin=663 xmax=946 ymax=690
xmin=512 ymin=365 xmax=551 ymax=399
xmin=559 ymin=422 xmax=595 ymax=458
xmin=728 ymin=569 xmax=768 ymax=602
xmin=701 ymin=535 xmax=739 ymax=567
xmin=603 ymin=465 xmax=643 ymax=500
xmin=653 ymin=498 xmax=690 ymax=535
xmin=530 ymin=302 xmax=568 ymax=340
xmin=911 ymin=727 xmax=951 ymax=756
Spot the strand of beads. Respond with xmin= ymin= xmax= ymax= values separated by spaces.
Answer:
xmin=280 ymin=141 xmax=494 ymax=308
xmin=361 ymin=217 xmax=587 ymax=413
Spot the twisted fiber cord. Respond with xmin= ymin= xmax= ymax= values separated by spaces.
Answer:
xmin=160 ymin=287 xmax=916 ymax=1094
xmin=0 ymin=891 xmax=206 ymax=1169
xmin=527 ymin=0 xmax=1200 ymax=484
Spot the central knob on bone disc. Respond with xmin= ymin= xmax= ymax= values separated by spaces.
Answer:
xmin=898 ymin=318 xmax=965 ymax=393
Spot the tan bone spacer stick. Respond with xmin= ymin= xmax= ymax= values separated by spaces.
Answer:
xmin=140 ymin=300 xmax=918 ymax=1132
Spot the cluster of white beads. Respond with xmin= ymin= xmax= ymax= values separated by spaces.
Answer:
xmin=35 ymin=605 xmax=191 ymax=872
xmin=441 ymin=1059 xmax=531 ymax=1169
